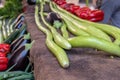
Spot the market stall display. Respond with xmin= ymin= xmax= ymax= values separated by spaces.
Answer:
xmin=33 ymin=0 xmax=120 ymax=67
xmin=24 ymin=0 xmax=120 ymax=80
xmin=1 ymin=0 xmax=120 ymax=80
xmin=0 ymin=0 xmax=34 ymax=79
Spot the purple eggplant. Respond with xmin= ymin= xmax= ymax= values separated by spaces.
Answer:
xmin=8 ymin=41 xmax=34 ymax=71
xmin=14 ymin=19 xmax=23 ymax=29
xmin=10 ymin=33 xmax=31 ymax=53
xmin=47 ymin=12 xmax=62 ymax=25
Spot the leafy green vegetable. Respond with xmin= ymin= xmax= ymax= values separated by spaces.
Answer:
xmin=0 ymin=0 xmax=23 ymax=18
xmin=53 ymin=20 xmax=63 ymax=29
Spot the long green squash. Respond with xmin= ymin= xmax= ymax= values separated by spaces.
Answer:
xmin=35 ymin=5 xmax=69 ymax=68
xmin=68 ymin=36 xmax=120 ymax=56
xmin=40 ymin=3 xmax=71 ymax=50
xmin=50 ymin=2 xmax=112 ymax=42
xmin=53 ymin=2 xmax=120 ymax=45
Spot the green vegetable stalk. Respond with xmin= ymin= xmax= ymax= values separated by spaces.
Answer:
xmin=68 ymin=36 xmax=120 ymax=56
xmin=60 ymin=21 xmax=69 ymax=39
xmin=53 ymin=1 xmax=120 ymax=45
xmin=43 ymin=12 xmax=69 ymax=39
xmin=50 ymin=2 xmax=112 ymax=42
xmin=40 ymin=3 xmax=71 ymax=50
xmin=48 ymin=1 xmax=120 ymax=56
xmin=63 ymin=17 xmax=90 ymax=36
xmin=35 ymin=5 xmax=69 ymax=68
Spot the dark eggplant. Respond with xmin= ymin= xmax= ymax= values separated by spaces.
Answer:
xmin=14 ymin=19 xmax=23 ymax=29
xmin=10 ymin=36 xmax=23 ymax=50
xmin=8 ymin=42 xmax=34 ymax=71
xmin=15 ymin=21 xmax=23 ymax=29
xmin=27 ymin=0 xmax=36 ymax=5
xmin=18 ymin=16 xmax=25 ymax=22
xmin=13 ymin=14 xmax=25 ymax=29
xmin=10 ymin=33 xmax=31 ymax=53
xmin=47 ymin=12 xmax=62 ymax=25
xmin=17 ymin=24 xmax=27 ymax=37
xmin=13 ymin=13 xmax=24 ymax=26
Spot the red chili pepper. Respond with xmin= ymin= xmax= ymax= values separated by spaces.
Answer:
xmin=56 ymin=0 xmax=66 ymax=5
xmin=75 ymin=10 xmax=88 ymax=19
xmin=63 ymin=3 xmax=74 ymax=11
xmin=79 ymin=7 xmax=91 ymax=13
xmin=0 ymin=44 xmax=10 ymax=54
xmin=69 ymin=5 xmax=80 ymax=14
xmin=89 ymin=9 xmax=104 ymax=19
xmin=59 ymin=3 xmax=67 ymax=8
xmin=0 ymin=52 xmax=6 ymax=57
xmin=80 ymin=12 xmax=90 ymax=19
xmin=0 ymin=53 xmax=8 ymax=71
xmin=0 ymin=64 xmax=7 ymax=71
xmin=89 ymin=16 xmax=104 ymax=22
xmin=87 ymin=9 xmax=104 ymax=21
xmin=0 ymin=57 xmax=8 ymax=64
xmin=54 ymin=0 xmax=104 ymax=22
xmin=74 ymin=7 xmax=91 ymax=19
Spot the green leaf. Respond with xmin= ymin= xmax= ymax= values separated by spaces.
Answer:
xmin=53 ymin=20 xmax=63 ymax=29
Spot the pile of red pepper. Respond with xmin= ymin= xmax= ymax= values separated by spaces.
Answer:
xmin=52 ymin=0 xmax=104 ymax=22
xmin=0 ymin=44 xmax=10 ymax=71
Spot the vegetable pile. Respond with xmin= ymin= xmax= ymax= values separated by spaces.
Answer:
xmin=0 ymin=14 xmax=34 ymax=79
xmin=34 ymin=0 xmax=120 ymax=68
xmin=52 ymin=0 xmax=104 ymax=22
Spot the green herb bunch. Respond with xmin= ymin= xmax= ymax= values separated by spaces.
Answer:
xmin=0 ymin=0 xmax=23 ymax=18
